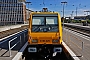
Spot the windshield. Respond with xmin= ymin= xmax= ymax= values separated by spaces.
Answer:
xmin=32 ymin=17 xmax=44 ymax=25
xmin=32 ymin=16 xmax=58 ymax=32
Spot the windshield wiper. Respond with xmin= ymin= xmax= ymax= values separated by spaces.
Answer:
xmin=46 ymin=22 xmax=58 ymax=32
xmin=46 ymin=22 xmax=54 ymax=31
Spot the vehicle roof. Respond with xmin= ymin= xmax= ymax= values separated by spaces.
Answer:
xmin=31 ymin=12 xmax=59 ymax=15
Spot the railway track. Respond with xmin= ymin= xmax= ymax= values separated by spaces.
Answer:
xmin=64 ymin=23 xmax=90 ymax=34
xmin=0 ymin=25 xmax=28 ymax=39
xmin=65 ymin=27 xmax=90 ymax=37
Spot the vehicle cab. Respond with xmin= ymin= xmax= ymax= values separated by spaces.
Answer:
xmin=27 ymin=8 xmax=62 ymax=59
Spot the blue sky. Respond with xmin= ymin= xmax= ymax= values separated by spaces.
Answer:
xmin=26 ymin=0 xmax=90 ymax=17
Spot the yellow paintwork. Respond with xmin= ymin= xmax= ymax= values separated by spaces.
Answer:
xmin=28 ymin=12 xmax=62 ymax=45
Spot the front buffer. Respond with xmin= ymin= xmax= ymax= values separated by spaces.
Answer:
xmin=27 ymin=44 xmax=62 ymax=59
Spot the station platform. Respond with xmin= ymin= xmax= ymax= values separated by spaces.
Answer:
xmin=0 ymin=49 xmax=18 ymax=60
xmin=63 ymin=28 xmax=90 ymax=60
xmin=0 ymin=42 xmax=27 ymax=60
xmin=0 ymin=24 xmax=28 ymax=32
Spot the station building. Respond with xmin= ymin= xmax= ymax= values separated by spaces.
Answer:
xmin=0 ymin=0 xmax=26 ymax=25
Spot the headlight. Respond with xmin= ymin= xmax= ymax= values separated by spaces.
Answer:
xmin=52 ymin=40 xmax=59 ymax=43
xmin=32 ymin=40 xmax=38 ymax=43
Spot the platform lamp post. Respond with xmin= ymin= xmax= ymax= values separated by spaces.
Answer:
xmin=25 ymin=2 xmax=31 ymax=9
xmin=73 ymin=4 xmax=86 ymax=17
xmin=84 ymin=11 xmax=90 ymax=23
xmin=72 ymin=5 xmax=78 ymax=17
xmin=71 ymin=11 xmax=74 ymax=23
xmin=61 ymin=1 xmax=67 ymax=29
xmin=25 ymin=2 xmax=31 ymax=24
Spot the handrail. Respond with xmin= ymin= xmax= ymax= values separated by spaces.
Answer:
xmin=9 ymin=37 xmax=18 ymax=57
xmin=8 ymin=30 xmax=27 ymax=57
xmin=0 ymin=29 xmax=28 ymax=57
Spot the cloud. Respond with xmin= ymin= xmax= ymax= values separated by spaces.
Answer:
xmin=79 ymin=9 xmax=90 ymax=12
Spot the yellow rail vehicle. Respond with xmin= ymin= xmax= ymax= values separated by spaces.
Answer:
xmin=27 ymin=10 xmax=62 ymax=59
